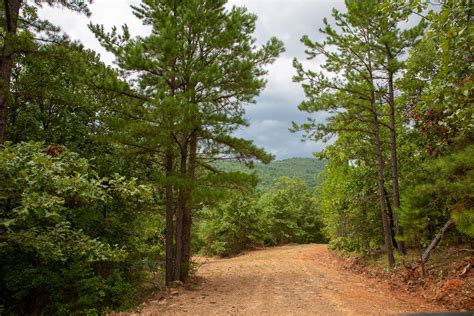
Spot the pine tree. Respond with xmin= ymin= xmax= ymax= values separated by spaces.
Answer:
xmin=90 ymin=0 xmax=283 ymax=282
xmin=369 ymin=0 xmax=424 ymax=255
xmin=293 ymin=0 xmax=397 ymax=266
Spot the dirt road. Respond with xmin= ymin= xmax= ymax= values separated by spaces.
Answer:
xmin=134 ymin=244 xmax=444 ymax=315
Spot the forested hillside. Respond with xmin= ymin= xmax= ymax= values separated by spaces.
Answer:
xmin=0 ymin=0 xmax=472 ymax=314
xmin=214 ymin=158 xmax=325 ymax=189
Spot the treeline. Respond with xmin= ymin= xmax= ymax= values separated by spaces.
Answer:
xmin=214 ymin=158 xmax=326 ymax=189
xmin=196 ymin=177 xmax=325 ymax=256
xmin=0 ymin=0 xmax=284 ymax=314
xmin=293 ymin=0 xmax=473 ymax=264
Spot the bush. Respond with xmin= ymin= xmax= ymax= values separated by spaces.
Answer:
xmin=258 ymin=177 xmax=325 ymax=245
xmin=318 ymin=162 xmax=383 ymax=254
xmin=197 ymin=195 xmax=266 ymax=256
xmin=196 ymin=177 xmax=326 ymax=256
xmin=0 ymin=142 xmax=161 ymax=314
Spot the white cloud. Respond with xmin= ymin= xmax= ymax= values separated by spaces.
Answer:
xmin=38 ymin=0 xmax=147 ymax=65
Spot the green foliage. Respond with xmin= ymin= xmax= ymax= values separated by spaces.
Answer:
xmin=400 ymin=0 xmax=473 ymax=154
xmin=401 ymin=145 xmax=474 ymax=243
xmin=213 ymin=158 xmax=326 ymax=189
xmin=317 ymin=152 xmax=383 ymax=254
xmin=197 ymin=176 xmax=326 ymax=256
xmin=7 ymin=42 xmax=114 ymax=153
xmin=292 ymin=0 xmax=473 ymax=262
xmin=394 ymin=0 xmax=474 ymax=248
xmin=89 ymin=0 xmax=283 ymax=282
xmin=197 ymin=195 xmax=266 ymax=256
xmin=259 ymin=177 xmax=325 ymax=245
xmin=0 ymin=142 xmax=161 ymax=314
xmin=89 ymin=0 xmax=283 ymax=164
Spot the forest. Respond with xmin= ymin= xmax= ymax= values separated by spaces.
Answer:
xmin=0 ymin=0 xmax=472 ymax=314
xmin=214 ymin=158 xmax=326 ymax=189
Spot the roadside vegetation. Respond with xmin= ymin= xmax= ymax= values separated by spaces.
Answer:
xmin=293 ymin=0 xmax=473 ymax=263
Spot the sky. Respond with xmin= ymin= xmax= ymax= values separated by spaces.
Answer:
xmin=38 ymin=0 xmax=345 ymax=159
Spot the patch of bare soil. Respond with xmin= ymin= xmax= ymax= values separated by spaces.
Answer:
xmin=342 ymin=247 xmax=473 ymax=311
xmin=113 ymin=244 xmax=445 ymax=315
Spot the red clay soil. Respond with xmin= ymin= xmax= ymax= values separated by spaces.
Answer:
xmin=342 ymin=248 xmax=474 ymax=311
xmin=114 ymin=244 xmax=447 ymax=315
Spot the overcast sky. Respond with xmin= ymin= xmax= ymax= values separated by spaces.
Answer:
xmin=39 ymin=0 xmax=345 ymax=159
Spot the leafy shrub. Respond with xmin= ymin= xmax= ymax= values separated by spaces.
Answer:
xmin=196 ymin=177 xmax=326 ymax=256
xmin=197 ymin=195 xmax=266 ymax=256
xmin=318 ymin=161 xmax=383 ymax=254
xmin=258 ymin=177 xmax=325 ymax=245
xmin=0 ymin=142 xmax=160 ymax=314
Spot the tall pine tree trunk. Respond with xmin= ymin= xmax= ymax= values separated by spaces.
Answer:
xmin=164 ymin=150 xmax=175 ymax=285
xmin=180 ymin=132 xmax=197 ymax=281
xmin=385 ymin=188 xmax=399 ymax=250
xmin=173 ymin=141 xmax=188 ymax=281
xmin=372 ymin=115 xmax=395 ymax=267
xmin=367 ymin=35 xmax=395 ymax=267
xmin=387 ymin=72 xmax=406 ymax=255
xmin=0 ymin=0 xmax=22 ymax=145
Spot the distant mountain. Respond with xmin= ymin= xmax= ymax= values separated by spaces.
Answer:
xmin=214 ymin=158 xmax=326 ymax=190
